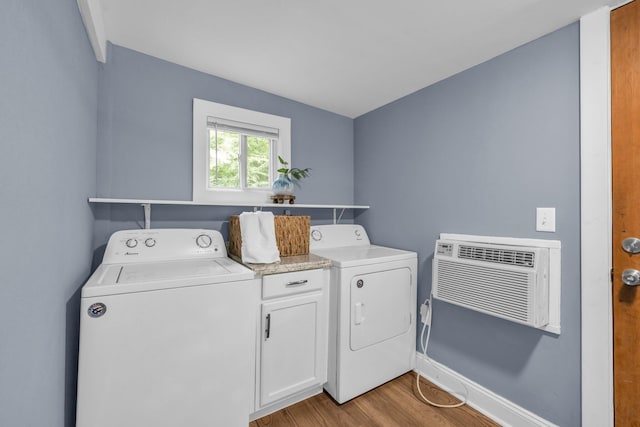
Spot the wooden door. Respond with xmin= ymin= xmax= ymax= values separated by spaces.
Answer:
xmin=612 ymin=1 xmax=640 ymax=424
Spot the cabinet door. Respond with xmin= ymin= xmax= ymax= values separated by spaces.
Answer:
xmin=260 ymin=292 xmax=323 ymax=406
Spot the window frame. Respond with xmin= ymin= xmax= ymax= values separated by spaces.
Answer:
xmin=193 ymin=98 xmax=291 ymax=204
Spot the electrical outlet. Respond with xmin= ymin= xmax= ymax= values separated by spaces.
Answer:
xmin=536 ymin=207 xmax=556 ymax=232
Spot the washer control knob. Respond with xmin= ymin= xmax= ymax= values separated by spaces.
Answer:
xmin=196 ymin=234 xmax=212 ymax=248
xmin=145 ymin=238 xmax=156 ymax=248
xmin=125 ymin=238 xmax=138 ymax=248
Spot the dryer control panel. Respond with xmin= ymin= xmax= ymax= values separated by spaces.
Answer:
xmin=309 ymin=224 xmax=370 ymax=250
xmin=102 ymin=229 xmax=227 ymax=264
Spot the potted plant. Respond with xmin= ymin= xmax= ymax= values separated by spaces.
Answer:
xmin=273 ymin=156 xmax=311 ymax=196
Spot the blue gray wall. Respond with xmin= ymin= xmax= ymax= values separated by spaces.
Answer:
xmin=0 ymin=4 xmax=582 ymax=424
xmin=93 ymin=44 xmax=355 ymax=253
xmin=354 ymin=23 xmax=581 ymax=426
xmin=0 ymin=1 xmax=98 ymax=426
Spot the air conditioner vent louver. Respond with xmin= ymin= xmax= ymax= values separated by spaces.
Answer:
xmin=435 ymin=260 xmax=531 ymax=322
xmin=433 ymin=239 xmax=550 ymax=328
xmin=458 ymin=245 xmax=535 ymax=268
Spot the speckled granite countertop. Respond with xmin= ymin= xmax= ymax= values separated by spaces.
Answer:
xmin=230 ymin=253 xmax=332 ymax=275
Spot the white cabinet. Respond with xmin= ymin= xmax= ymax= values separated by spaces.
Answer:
xmin=252 ymin=268 xmax=329 ymax=416
xmin=260 ymin=292 xmax=323 ymax=405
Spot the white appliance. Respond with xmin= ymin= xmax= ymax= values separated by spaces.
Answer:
xmin=76 ymin=229 xmax=259 ymax=427
xmin=433 ymin=238 xmax=550 ymax=328
xmin=309 ymin=224 xmax=417 ymax=404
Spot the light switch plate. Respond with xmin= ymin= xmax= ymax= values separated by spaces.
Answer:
xmin=536 ymin=207 xmax=556 ymax=232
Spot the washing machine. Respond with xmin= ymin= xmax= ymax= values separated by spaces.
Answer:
xmin=309 ymin=224 xmax=417 ymax=403
xmin=76 ymin=229 xmax=260 ymax=427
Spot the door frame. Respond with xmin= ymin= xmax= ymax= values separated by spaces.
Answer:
xmin=579 ymin=3 xmax=635 ymax=425
xmin=580 ymin=7 xmax=612 ymax=427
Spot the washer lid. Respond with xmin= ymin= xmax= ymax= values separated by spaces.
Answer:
xmin=82 ymin=258 xmax=255 ymax=298
xmin=118 ymin=259 xmax=238 ymax=284
xmin=311 ymin=245 xmax=416 ymax=268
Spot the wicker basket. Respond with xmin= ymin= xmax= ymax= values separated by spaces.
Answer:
xmin=229 ymin=215 xmax=311 ymax=258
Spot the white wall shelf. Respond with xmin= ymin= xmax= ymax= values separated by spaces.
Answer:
xmin=88 ymin=198 xmax=369 ymax=229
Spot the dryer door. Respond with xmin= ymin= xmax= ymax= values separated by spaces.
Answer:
xmin=350 ymin=267 xmax=412 ymax=351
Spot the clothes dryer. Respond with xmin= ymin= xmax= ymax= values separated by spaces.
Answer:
xmin=309 ymin=224 xmax=417 ymax=403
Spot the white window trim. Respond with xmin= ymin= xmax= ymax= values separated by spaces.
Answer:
xmin=193 ymin=98 xmax=291 ymax=204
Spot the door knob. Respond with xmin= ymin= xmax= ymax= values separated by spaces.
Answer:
xmin=622 ymin=269 xmax=640 ymax=286
xmin=622 ymin=237 xmax=640 ymax=254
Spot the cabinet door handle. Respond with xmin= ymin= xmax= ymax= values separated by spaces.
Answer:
xmin=265 ymin=313 xmax=271 ymax=340
xmin=285 ymin=279 xmax=308 ymax=287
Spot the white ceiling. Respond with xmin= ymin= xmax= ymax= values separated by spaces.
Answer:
xmin=88 ymin=0 xmax=617 ymax=118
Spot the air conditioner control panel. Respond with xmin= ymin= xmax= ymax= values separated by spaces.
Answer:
xmin=436 ymin=242 xmax=453 ymax=256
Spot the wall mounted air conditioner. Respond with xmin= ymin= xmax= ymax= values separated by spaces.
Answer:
xmin=432 ymin=234 xmax=561 ymax=333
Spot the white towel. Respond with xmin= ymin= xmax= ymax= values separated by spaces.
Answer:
xmin=239 ymin=211 xmax=281 ymax=264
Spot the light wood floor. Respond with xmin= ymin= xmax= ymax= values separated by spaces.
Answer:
xmin=250 ymin=372 xmax=499 ymax=426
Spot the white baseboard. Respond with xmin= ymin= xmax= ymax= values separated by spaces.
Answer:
xmin=415 ymin=353 xmax=557 ymax=427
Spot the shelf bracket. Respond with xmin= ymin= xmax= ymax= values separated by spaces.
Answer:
xmin=142 ymin=203 xmax=151 ymax=229
xmin=332 ymin=208 xmax=346 ymax=224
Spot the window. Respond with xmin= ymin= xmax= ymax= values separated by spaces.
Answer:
xmin=193 ymin=98 xmax=291 ymax=204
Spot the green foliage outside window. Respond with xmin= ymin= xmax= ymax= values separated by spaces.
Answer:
xmin=246 ymin=136 xmax=271 ymax=188
xmin=209 ymin=129 xmax=239 ymax=187
xmin=209 ymin=130 xmax=272 ymax=189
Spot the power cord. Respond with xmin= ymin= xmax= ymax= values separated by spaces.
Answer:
xmin=415 ymin=295 xmax=469 ymax=408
